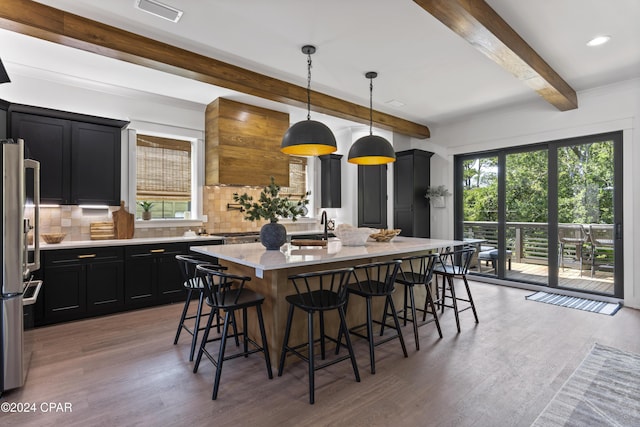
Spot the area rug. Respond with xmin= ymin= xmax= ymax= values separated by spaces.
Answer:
xmin=531 ymin=344 xmax=640 ymax=427
xmin=525 ymin=291 xmax=621 ymax=315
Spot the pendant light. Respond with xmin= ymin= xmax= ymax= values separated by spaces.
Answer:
xmin=281 ymin=45 xmax=337 ymax=156
xmin=347 ymin=72 xmax=396 ymax=165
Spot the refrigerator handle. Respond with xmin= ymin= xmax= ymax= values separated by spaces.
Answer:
xmin=24 ymin=158 xmax=40 ymax=276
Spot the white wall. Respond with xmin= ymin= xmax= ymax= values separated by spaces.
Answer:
xmin=416 ymin=78 xmax=640 ymax=308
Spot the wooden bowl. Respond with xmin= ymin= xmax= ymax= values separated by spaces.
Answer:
xmin=41 ymin=233 xmax=66 ymax=244
xmin=369 ymin=229 xmax=401 ymax=242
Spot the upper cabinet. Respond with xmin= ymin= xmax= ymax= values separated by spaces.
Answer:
xmin=205 ymin=98 xmax=290 ymax=187
xmin=320 ymin=154 xmax=342 ymax=208
xmin=9 ymin=104 xmax=128 ymax=205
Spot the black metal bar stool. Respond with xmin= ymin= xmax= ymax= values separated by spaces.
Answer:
xmin=338 ymin=260 xmax=407 ymax=374
xmin=278 ymin=267 xmax=359 ymax=404
xmin=383 ymin=253 xmax=442 ymax=350
xmin=193 ymin=265 xmax=272 ymax=400
xmin=433 ymin=247 xmax=478 ymax=332
xmin=174 ymin=255 xmax=228 ymax=361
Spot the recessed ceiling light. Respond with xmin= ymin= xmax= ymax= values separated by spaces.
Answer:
xmin=586 ymin=35 xmax=611 ymax=47
xmin=385 ymin=99 xmax=405 ymax=108
xmin=136 ymin=0 xmax=183 ymax=23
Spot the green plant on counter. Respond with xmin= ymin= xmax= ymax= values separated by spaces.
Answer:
xmin=138 ymin=201 xmax=154 ymax=212
xmin=233 ymin=176 xmax=309 ymax=223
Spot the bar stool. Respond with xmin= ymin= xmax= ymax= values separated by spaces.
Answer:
xmin=193 ymin=265 xmax=272 ymax=400
xmin=433 ymin=247 xmax=478 ymax=332
xmin=338 ymin=260 xmax=407 ymax=374
xmin=278 ymin=267 xmax=359 ymax=404
xmin=174 ymin=255 xmax=228 ymax=361
xmin=385 ymin=253 xmax=442 ymax=350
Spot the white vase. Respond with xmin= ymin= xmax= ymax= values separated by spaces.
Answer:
xmin=431 ymin=196 xmax=446 ymax=208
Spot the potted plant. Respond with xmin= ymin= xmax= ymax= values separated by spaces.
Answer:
xmin=138 ymin=201 xmax=154 ymax=220
xmin=233 ymin=177 xmax=309 ymax=250
xmin=425 ymin=185 xmax=450 ymax=208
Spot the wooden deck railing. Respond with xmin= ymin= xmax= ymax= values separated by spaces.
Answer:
xmin=463 ymin=221 xmax=613 ymax=267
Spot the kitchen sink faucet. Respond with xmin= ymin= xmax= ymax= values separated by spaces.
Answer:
xmin=320 ymin=210 xmax=328 ymax=241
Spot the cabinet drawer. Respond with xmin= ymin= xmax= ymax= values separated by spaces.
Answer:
xmin=44 ymin=247 xmax=123 ymax=266
xmin=125 ymin=243 xmax=187 ymax=259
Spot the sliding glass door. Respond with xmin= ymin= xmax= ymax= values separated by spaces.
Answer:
xmin=455 ymin=131 xmax=623 ymax=298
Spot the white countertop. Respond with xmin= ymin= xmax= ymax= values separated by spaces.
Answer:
xmin=190 ymin=236 xmax=464 ymax=273
xmin=35 ymin=235 xmax=224 ymax=250
xmin=33 ymin=229 xmax=328 ymax=250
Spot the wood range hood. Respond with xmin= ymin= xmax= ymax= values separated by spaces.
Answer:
xmin=205 ymin=98 xmax=290 ymax=187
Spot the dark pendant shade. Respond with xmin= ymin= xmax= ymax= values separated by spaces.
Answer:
xmin=281 ymin=119 xmax=337 ymax=156
xmin=347 ymin=134 xmax=396 ymax=165
xmin=0 ymin=58 xmax=11 ymax=84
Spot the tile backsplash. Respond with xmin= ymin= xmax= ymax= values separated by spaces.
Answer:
xmin=202 ymin=185 xmax=317 ymax=234
xmin=28 ymin=205 xmax=197 ymax=241
xmin=26 ymin=187 xmax=319 ymax=242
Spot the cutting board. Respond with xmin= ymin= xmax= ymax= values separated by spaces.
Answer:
xmin=112 ymin=200 xmax=135 ymax=239
xmin=291 ymin=239 xmax=327 ymax=247
xmin=90 ymin=222 xmax=115 ymax=240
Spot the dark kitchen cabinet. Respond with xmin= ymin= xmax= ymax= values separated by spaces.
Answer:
xmin=10 ymin=112 xmax=71 ymax=204
xmin=320 ymin=154 xmax=342 ymax=208
xmin=71 ymin=122 xmax=122 ymax=205
xmin=40 ymin=247 xmax=124 ymax=324
xmin=358 ymin=164 xmax=388 ymax=229
xmin=124 ymin=243 xmax=188 ymax=308
xmin=1 ymin=98 xmax=9 ymax=138
xmin=9 ymin=104 xmax=127 ymax=205
xmin=35 ymin=239 xmax=223 ymax=326
xmin=393 ymin=149 xmax=434 ymax=237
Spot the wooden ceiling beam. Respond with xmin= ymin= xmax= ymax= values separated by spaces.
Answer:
xmin=0 ymin=0 xmax=430 ymax=138
xmin=414 ymin=0 xmax=577 ymax=111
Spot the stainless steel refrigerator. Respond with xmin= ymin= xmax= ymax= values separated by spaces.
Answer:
xmin=1 ymin=137 xmax=41 ymax=394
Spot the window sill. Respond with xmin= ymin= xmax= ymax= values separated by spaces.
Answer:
xmin=135 ymin=219 xmax=204 ymax=229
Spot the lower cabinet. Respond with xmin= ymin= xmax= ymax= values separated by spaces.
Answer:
xmin=36 ymin=239 xmax=223 ymax=326
xmin=40 ymin=247 xmax=123 ymax=324
xmin=124 ymin=243 xmax=187 ymax=308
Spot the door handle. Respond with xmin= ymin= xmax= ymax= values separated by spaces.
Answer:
xmin=77 ymin=254 xmax=97 ymax=259
xmin=150 ymin=249 xmax=165 ymax=253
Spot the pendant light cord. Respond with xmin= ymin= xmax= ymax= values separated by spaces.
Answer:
xmin=369 ymin=77 xmax=373 ymax=135
xmin=307 ymin=52 xmax=312 ymax=121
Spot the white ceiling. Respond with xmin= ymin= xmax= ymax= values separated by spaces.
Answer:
xmin=2 ymin=0 xmax=639 ymax=131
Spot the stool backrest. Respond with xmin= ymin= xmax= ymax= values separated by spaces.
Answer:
xmin=352 ymin=260 xmax=402 ymax=294
xmin=287 ymin=267 xmax=354 ymax=309
xmin=438 ymin=247 xmax=475 ymax=276
xmin=175 ymin=255 xmax=224 ymax=289
xmin=196 ymin=264 xmax=251 ymax=307
xmin=397 ymin=253 xmax=439 ymax=285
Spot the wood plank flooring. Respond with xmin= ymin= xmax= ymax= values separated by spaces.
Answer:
xmin=2 ymin=281 xmax=639 ymax=427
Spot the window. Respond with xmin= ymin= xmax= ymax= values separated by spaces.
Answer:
xmin=136 ymin=134 xmax=192 ymax=219
xmin=279 ymin=156 xmax=307 ymax=198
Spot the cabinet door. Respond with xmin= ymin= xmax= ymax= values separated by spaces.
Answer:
xmin=71 ymin=122 xmax=121 ymax=205
xmin=11 ymin=112 xmax=71 ymax=204
xmin=156 ymin=253 xmax=185 ymax=303
xmin=124 ymin=254 xmax=156 ymax=308
xmin=320 ymin=154 xmax=342 ymax=208
xmin=43 ymin=264 xmax=87 ymax=322
xmin=358 ymin=164 xmax=388 ymax=229
xmin=86 ymin=260 xmax=124 ymax=314
xmin=394 ymin=153 xmax=415 ymax=236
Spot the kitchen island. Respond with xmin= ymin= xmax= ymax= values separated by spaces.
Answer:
xmin=191 ymin=236 xmax=463 ymax=367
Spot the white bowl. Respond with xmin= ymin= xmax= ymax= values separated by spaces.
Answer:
xmin=334 ymin=225 xmax=372 ymax=246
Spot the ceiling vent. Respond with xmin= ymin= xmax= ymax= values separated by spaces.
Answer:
xmin=136 ymin=0 xmax=183 ymax=23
